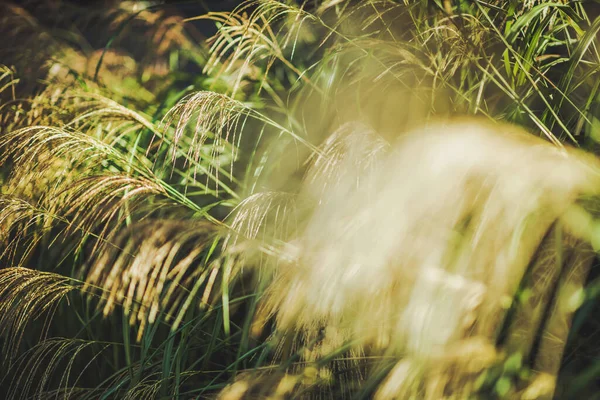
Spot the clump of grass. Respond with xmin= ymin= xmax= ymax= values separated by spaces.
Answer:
xmin=0 ymin=268 xmax=82 ymax=363
xmin=2 ymin=1 xmax=600 ymax=398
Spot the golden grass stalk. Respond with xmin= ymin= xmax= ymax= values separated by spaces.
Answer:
xmin=0 ymin=268 xmax=81 ymax=364
xmin=5 ymin=338 xmax=109 ymax=400
xmin=0 ymin=196 xmax=49 ymax=265
xmin=187 ymin=1 xmax=316 ymax=95
xmin=86 ymin=219 xmax=219 ymax=340
xmin=159 ymin=91 xmax=248 ymax=184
